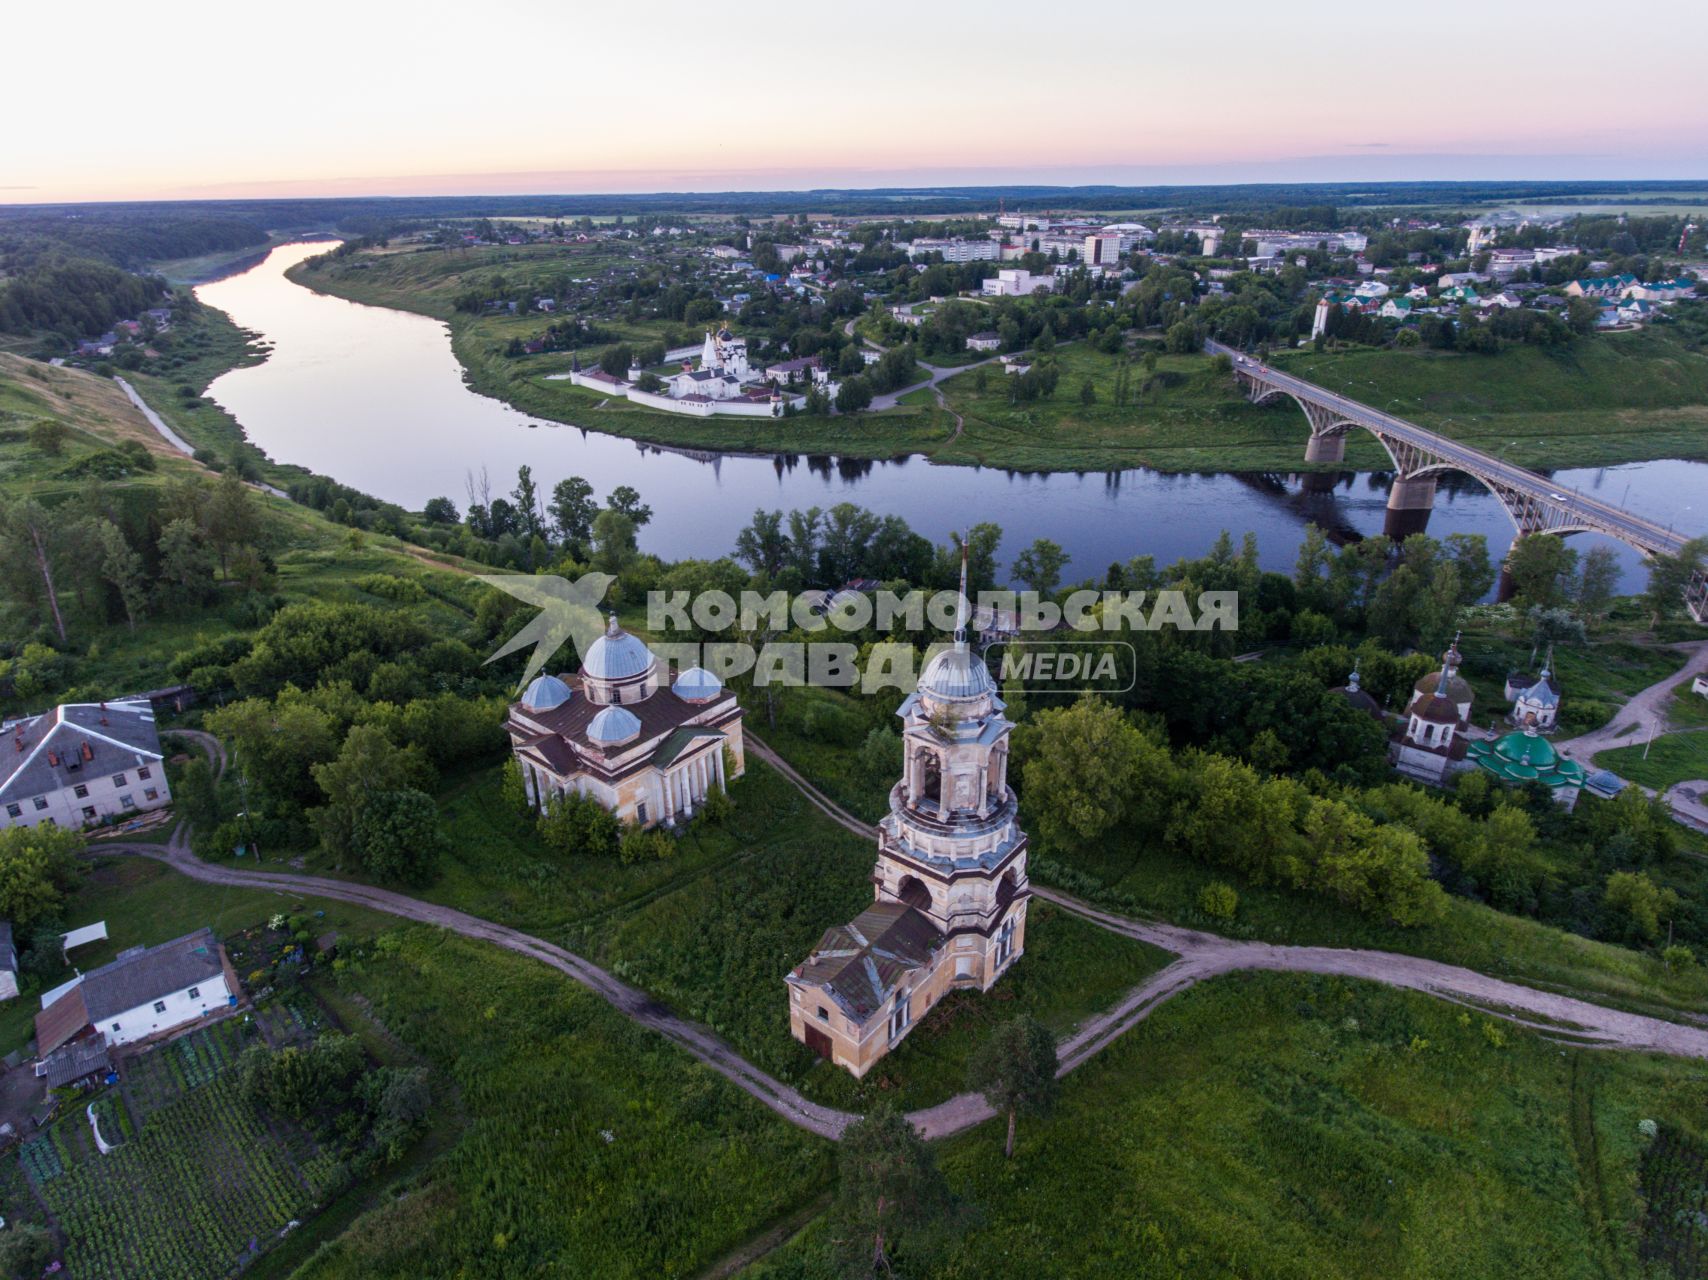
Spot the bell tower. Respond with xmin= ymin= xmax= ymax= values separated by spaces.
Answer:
xmin=873 ymin=537 xmax=1028 ymax=989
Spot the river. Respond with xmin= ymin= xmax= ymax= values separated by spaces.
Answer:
xmin=198 ymin=242 xmax=1706 ymax=590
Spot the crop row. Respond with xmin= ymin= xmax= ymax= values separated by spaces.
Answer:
xmin=42 ymin=1073 xmax=315 ymax=1280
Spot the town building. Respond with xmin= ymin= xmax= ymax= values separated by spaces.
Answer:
xmin=982 ymin=269 xmax=1050 ymax=298
xmin=1566 ymin=273 xmax=1639 ymax=299
xmin=906 ymin=238 xmax=1000 ymax=263
xmin=787 ymin=559 xmax=1028 ymax=1077
xmin=965 ymin=331 xmax=1001 ymax=352
xmin=35 ymin=927 xmax=238 ymax=1070
xmin=1466 ymin=729 xmax=1587 ymax=796
xmin=507 ymin=617 xmax=746 ymax=830
xmin=1392 ymin=641 xmax=1472 ymax=784
xmin=1 ymin=700 xmax=171 ymax=831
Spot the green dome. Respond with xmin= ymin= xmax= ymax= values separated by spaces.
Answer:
xmin=1467 ymin=731 xmax=1586 ymax=789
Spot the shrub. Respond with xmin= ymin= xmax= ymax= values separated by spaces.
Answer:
xmin=1199 ymin=881 xmax=1238 ymax=922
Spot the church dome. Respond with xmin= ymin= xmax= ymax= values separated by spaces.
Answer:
xmin=672 ymin=667 xmax=723 ymax=702
xmin=1413 ymin=670 xmax=1473 ymax=707
xmin=586 ymin=705 xmax=641 ymax=747
xmin=1413 ymin=693 xmax=1460 ymax=725
xmin=520 ymin=674 xmax=572 ymax=711
xmin=918 ymin=644 xmax=997 ymax=702
xmin=582 ymin=615 xmax=655 ymax=682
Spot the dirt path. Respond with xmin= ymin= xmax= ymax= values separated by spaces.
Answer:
xmin=1554 ymin=640 xmax=1708 ymax=760
xmin=114 ymin=731 xmax=1708 ymax=1150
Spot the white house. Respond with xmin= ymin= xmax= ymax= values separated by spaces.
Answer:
xmin=1 ymin=700 xmax=171 ymax=831
xmin=982 ymin=269 xmax=1050 ymax=298
xmin=966 ymin=331 xmax=1001 ymax=352
xmin=36 ymin=927 xmax=236 ymax=1065
xmin=1692 ymin=675 xmax=1708 ymax=698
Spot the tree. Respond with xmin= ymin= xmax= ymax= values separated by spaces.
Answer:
xmin=156 ymin=516 xmax=216 ymax=608
xmin=27 ymin=418 xmax=67 ymax=456
xmin=1642 ymin=537 xmax=1708 ymax=624
xmin=836 ymin=375 xmax=874 ymax=414
xmin=0 ymin=824 xmax=84 ymax=929
xmin=91 ymin=517 xmax=146 ymax=629
xmin=1573 ymin=545 xmax=1619 ymax=622
xmin=0 ymin=497 xmax=71 ymax=642
xmin=205 ymin=470 xmax=261 ymax=576
xmin=1078 ymin=379 xmax=1096 ymax=406
xmin=548 ymin=475 xmax=597 ymax=547
xmin=967 ymin=1016 xmax=1058 ymax=1158
xmin=1504 ymin=535 xmax=1577 ymax=609
xmin=1603 ymin=870 xmax=1681 ymax=944
xmin=1021 ymin=698 xmax=1164 ymax=847
xmin=591 ymin=508 xmax=637 ymax=574
xmin=511 ymin=465 xmax=543 ymax=540
xmin=0 ymin=1223 xmax=56 ymax=1278
xmin=734 ymin=508 xmax=790 ymax=576
xmin=830 ymin=1104 xmax=953 ymax=1277
xmin=354 ymin=788 xmax=446 ymax=884
xmin=598 ymin=343 xmax=633 ymax=377
xmin=605 ymin=484 xmax=653 ymax=527
xmin=309 ymin=724 xmax=433 ymax=866
xmin=422 ymin=496 xmax=459 ymax=525
xmin=177 ymin=757 xmax=222 ymax=830
xmin=1011 ymin=538 xmax=1068 ymax=597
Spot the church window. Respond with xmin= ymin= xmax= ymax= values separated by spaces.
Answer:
xmin=817 ymin=1006 xmax=829 ymax=1022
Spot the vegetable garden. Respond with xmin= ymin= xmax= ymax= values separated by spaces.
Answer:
xmin=15 ymin=1022 xmax=330 ymax=1279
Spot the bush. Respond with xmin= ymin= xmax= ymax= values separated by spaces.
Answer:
xmin=619 ymin=824 xmax=675 ymax=865
xmin=1199 ymin=881 xmax=1239 ymax=922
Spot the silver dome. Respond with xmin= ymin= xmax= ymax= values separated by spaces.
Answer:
xmin=672 ymin=666 xmax=723 ymax=701
xmin=917 ymin=644 xmax=996 ymax=701
xmin=582 ymin=615 xmax=655 ymax=682
xmin=520 ymin=673 xmax=572 ymax=711
xmin=587 ymin=704 xmax=642 ymax=745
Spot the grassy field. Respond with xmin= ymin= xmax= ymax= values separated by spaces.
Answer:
xmin=287 ymin=926 xmax=832 ymax=1280
xmin=1272 ymin=328 xmax=1708 ymax=470
xmin=754 ymin=971 xmax=1708 ymax=1279
xmin=1597 ymin=732 xmax=1708 ymax=790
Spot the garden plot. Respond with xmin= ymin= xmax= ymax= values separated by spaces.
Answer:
xmin=15 ymin=1023 xmax=328 ymax=1280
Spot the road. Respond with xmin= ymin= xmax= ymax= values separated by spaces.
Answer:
xmin=1553 ymin=640 xmax=1708 ymax=760
xmin=113 ymin=376 xmax=290 ymax=500
xmin=103 ymin=731 xmax=1708 ymax=1148
xmin=1207 ymin=341 xmax=1694 ymax=556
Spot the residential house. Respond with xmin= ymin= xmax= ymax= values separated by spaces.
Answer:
xmin=1625 ymin=278 xmax=1696 ymax=302
xmin=965 ymin=331 xmax=1001 ymax=352
xmin=35 ymin=926 xmax=238 ymax=1064
xmin=1 ymin=700 xmax=171 ymax=831
xmin=1379 ymin=298 xmax=1414 ymax=320
xmin=1565 ymin=273 xmax=1639 ymax=299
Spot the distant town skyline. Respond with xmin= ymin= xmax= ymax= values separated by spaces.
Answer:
xmin=11 ymin=0 xmax=1707 ymax=204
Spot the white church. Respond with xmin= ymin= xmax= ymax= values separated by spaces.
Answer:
xmin=560 ymin=327 xmax=816 ymax=419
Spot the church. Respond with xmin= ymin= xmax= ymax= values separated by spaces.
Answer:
xmin=1392 ymin=639 xmax=1474 ymax=784
xmin=786 ymin=556 xmax=1028 ymax=1077
xmin=506 ymin=616 xmax=745 ymax=829
xmin=664 ymin=328 xmax=756 ymax=402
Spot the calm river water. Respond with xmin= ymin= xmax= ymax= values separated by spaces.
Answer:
xmin=199 ymin=243 xmax=1706 ymax=590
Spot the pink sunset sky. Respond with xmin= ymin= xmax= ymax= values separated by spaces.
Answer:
xmin=9 ymin=0 xmax=1706 ymax=203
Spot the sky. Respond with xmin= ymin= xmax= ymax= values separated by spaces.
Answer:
xmin=8 ymin=0 xmax=1707 ymax=204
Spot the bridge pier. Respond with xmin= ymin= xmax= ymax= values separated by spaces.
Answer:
xmin=1303 ymin=433 xmax=1345 ymax=465
xmin=1382 ymin=474 xmax=1437 ymax=540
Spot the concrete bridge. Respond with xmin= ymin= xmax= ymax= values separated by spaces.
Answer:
xmin=1208 ymin=340 xmax=1708 ymax=621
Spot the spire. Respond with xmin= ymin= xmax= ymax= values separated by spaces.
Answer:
xmin=954 ymin=531 xmax=970 ymax=650
xmin=1540 ymin=642 xmax=1554 ymax=681
xmin=1347 ymin=659 xmax=1361 ymax=693
xmin=1434 ymin=647 xmax=1453 ymax=698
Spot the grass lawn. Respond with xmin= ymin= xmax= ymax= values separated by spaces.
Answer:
xmin=1453 ymin=612 xmax=1694 ymax=736
xmin=1271 ymin=327 xmax=1708 ymax=470
xmin=758 ymin=971 xmax=1708 ymax=1279
xmin=287 ymin=926 xmax=832 ymax=1280
xmin=1596 ymin=731 xmax=1708 ymax=790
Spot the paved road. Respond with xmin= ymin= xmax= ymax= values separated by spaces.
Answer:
xmin=114 ymin=376 xmax=291 ymax=500
xmin=107 ymin=731 xmax=1708 ymax=1148
xmin=1207 ymin=340 xmax=1695 ymax=557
